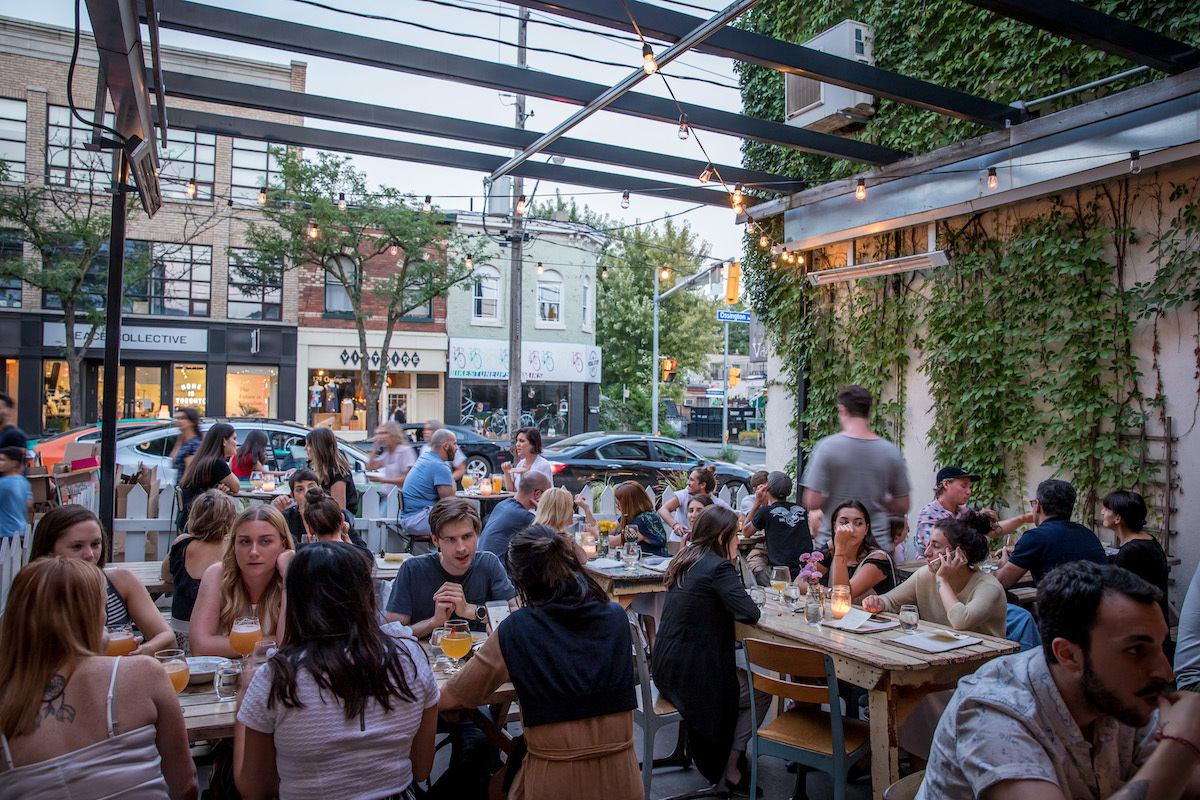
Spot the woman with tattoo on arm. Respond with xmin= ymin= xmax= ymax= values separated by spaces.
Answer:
xmin=0 ymin=557 xmax=197 ymax=799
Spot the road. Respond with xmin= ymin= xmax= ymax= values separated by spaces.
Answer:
xmin=680 ymin=437 xmax=766 ymax=470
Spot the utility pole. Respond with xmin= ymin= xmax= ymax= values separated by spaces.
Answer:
xmin=506 ymin=6 xmax=530 ymax=447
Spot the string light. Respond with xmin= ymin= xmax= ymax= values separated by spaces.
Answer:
xmin=186 ymin=178 xmax=196 ymax=197
xmin=465 ymin=254 xmax=473 ymax=269
xmin=771 ymin=242 xmax=780 ymax=256
xmin=642 ymin=43 xmax=657 ymax=75
xmin=660 ymin=267 xmax=670 ymax=280
xmin=536 ymin=261 xmax=544 ymax=275
xmin=621 ymin=190 xmax=630 ymax=209
xmin=758 ymin=234 xmax=769 ymax=249
xmin=258 ymin=186 xmax=267 ymax=205
xmin=307 ymin=221 xmax=319 ymax=239
xmin=423 ymin=195 xmax=432 ymax=213
xmin=389 ymin=241 xmax=399 ymax=256
xmin=855 ymin=178 xmax=867 ymax=200
xmin=733 ymin=183 xmax=743 ymax=203
xmin=516 ymin=194 xmax=527 ymax=215
xmin=699 ymin=164 xmax=713 ymax=184
xmin=987 ymin=167 xmax=998 ymax=191
xmin=677 ymin=114 xmax=689 ymax=140
xmin=602 ymin=266 xmax=608 ymax=279
xmin=1130 ymin=150 xmax=1142 ymax=174
xmin=770 ymin=258 xmax=777 ymax=270
xmin=338 ymin=192 xmax=347 ymax=210
xmin=797 ymin=253 xmax=804 ymax=265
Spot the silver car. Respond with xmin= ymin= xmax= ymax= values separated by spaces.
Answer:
xmin=116 ymin=417 xmax=371 ymax=484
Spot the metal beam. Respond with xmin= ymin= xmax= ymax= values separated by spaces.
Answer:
xmin=148 ymin=1 xmax=907 ymax=165
xmin=158 ymin=71 xmax=802 ymax=191
xmin=961 ymin=0 xmax=1200 ymax=75
xmin=489 ymin=0 xmax=760 ymax=181
xmin=504 ymin=0 xmax=1024 ymax=128
xmin=163 ymin=107 xmax=744 ymax=206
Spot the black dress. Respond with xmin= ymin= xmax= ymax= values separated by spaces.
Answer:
xmin=652 ymin=552 xmax=760 ymax=784
xmin=1111 ymin=536 xmax=1174 ymax=657
xmin=177 ymin=460 xmax=232 ymax=533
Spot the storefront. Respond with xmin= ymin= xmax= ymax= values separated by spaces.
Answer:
xmin=9 ymin=316 xmax=297 ymax=435
xmin=297 ymin=329 xmax=447 ymax=438
xmin=447 ymin=337 xmax=602 ymax=439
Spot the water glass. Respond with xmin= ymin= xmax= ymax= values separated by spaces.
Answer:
xmin=900 ymin=604 xmax=920 ymax=633
xmin=749 ymin=586 xmax=766 ymax=609
xmin=251 ymin=639 xmax=277 ymax=666
xmin=804 ymin=594 xmax=823 ymax=627
xmin=429 ymin=627 xmax=451 ymax=670
xmin=784 ymin=583 xmax=801 ymax=612
xmin=214 ymin=662 xmax=242 ymax=701
xmin=621 ymin=542 xmax=642 ymax=569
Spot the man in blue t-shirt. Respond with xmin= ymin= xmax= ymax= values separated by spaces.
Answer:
xmin=385 ymin=496 xmax=517 ymax=637
xmin=479 ymin=471 xmax=549 ymax=562
xmin=0 ymin=446 xmax=31 ymax=536
xmin=997 ymin=478 xmax=1107 ymax=587
xmin=400 ymin=428 xmax=457 ymax=536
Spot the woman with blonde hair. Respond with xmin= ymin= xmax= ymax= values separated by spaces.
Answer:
xmin=533 ymin=487 xmax=597 ymax=535
xmin=367 ymin=420 xmax=415 ymax=495
xmin=189 ymin=505 xmax=295 ymax=658
xmin=161 ymin=489 xmax=237 ymax=651
xmin=0 ymin=557 xmax=197 ymax=799
xmin=305 ymin=427 xmax=358 ymax=515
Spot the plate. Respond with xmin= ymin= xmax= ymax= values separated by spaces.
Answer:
xmin=186 ymin=656 xmax=233 ymax=685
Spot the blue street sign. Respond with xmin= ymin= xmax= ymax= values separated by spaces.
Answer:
xmin=717 ymin=310 xmax=751 ymax=323
xmin=706 ymin=388 xmax=725 ymax=397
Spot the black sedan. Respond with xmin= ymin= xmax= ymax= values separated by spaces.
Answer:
xmin=356 ymin=424 xmax=513 ymax=484
xmin=541 ymin=432 xmax=754 ymax=495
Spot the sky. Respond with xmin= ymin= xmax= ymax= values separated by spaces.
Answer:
xmin=16 ymin=0 xmax=755 ymax=267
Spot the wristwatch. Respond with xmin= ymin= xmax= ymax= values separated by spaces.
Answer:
xmin=474 ymin=605 xmax=488 ymax=622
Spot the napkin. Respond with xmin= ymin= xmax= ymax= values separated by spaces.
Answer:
xmin=590 ymin=557 xmax=623 ymax=570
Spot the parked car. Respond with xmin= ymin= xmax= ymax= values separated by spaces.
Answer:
xmin=115 ymin=418 xmax=370 ymax=484
xmin=355 ymin=424 xmax=513 ymax=484
xmin=541 ymin=432 xmax=754 ymax=496
xmin=33 ymin=420 xmax=173 ymax=467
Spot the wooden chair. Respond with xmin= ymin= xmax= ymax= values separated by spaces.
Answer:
xmin=744 ymin=638 xmax=871 ymax=800
xmin=883 ymin=770 xmax=925 ymax=800
xmin=630 ymin=620 xmax=685 ymax=798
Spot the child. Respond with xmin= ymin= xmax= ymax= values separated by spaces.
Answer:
xmin=742 ymin=470 xmax=812 ymax=586
xmin=0 ymin=445 xmax=32 ymax=537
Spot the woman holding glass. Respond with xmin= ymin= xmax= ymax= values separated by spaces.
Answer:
xmin=234 ymin=541 xmax=438 ymax=800
xmin=605 ymin=481 xmax=669 ymax=557
xmin=0 ymin=557 xmax=197 ymax=799
xmin=440 ymin=529 xmax=641 ymax=800
xmin=502 ymin=427 xmax=554 ymax=492
xmin=189 ymin=505 xmax=294 ymax=659
xmin=652 ymin=506 xmax=766 ymax=796
xmin=804 ymin=500 xmax=896 ymax=601
xmin=29 ymin=504 xmax=176 ymax=657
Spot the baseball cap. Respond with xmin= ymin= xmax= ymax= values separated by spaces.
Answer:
xmin=936 ymin=466 xmax=980 ymax=484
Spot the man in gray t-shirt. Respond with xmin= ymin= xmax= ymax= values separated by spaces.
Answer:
xmin=800 ymin=385 xmax=910 ymax=553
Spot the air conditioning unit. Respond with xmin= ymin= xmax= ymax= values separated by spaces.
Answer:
xmin=785 ymin=20 xmax=875 ymax=134
xmin=684 ymin=398 xmax=695 ymax=407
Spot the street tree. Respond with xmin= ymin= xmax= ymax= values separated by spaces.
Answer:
xmin=238 ymin=149 xmax=474 ymax=431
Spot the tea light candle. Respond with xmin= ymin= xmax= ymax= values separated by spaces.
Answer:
xmin=582 ymin=542 xmax=597 ymax=560
xmin=830 ymin=585 xmax=852 ymax=619
xmin=480 ymin=480 xmax=493 ymax=496
xmin=262 ymin=480 xmax=276 ymax=493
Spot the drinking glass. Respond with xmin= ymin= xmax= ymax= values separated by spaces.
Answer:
xmin=804 ymin=594 xmax=823 ymax=627
xmin=251 ymin=639 xmax=277 ymax=666
xmin=748 ymin=586 xmax=766 ymax=609
xmin=230 ymin=617 xmax=263 ymax=657
xmin=461 ymin=474 xmax=475 ymax=494
xmin=621 ymin=542 xmax=642 ymax=569
xmin=830 ymin=585 xmax=852 ymax=620
xmin=492 ymin=475 xmax=504 ymax=494
xmin=440 ymin=621 xmax=472 ymax=675
xmin=784 ymin=583 xmax=801 ymax=612
xmin=155 ymin=649 xmax=189 ymax=693
xmin=769 ymin=567 xmax=791 ymax=601
xmin=429 ymin=627 xmax=451 ymax=671
xmin=250 ymin=471 xmax=264 ymax=490
xmin=900 ymin=604 xmax=920 ymax=633
xmin=214 ymin=662 xmax=242 ymax=701
xmin=105 ymin=624 xmax=136 ymax=656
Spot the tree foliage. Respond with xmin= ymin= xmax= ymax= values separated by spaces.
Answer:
xmin=239 ymin=149 xmax=473 ymax=431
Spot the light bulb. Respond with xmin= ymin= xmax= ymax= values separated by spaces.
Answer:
xmin=771 ymin=243 xmax=780 ymax=256
xmin=389 ymin=241 xmax=399 ymax=256
xmin=1130 ymin=150 xmax=1142 ymax=175
xmin=678 ymin=114 xmax=689 ymax=140
xmin=258 ymin=187 xmax=266 ymax=205
xmin=770 ymin=259 xmax=777 ymax=270
xmin=732 ymin=201 xmax=744 ymax=216
xmin=699 ymin=165 xmax=712 ymax=184
xmin=856 ymin=178 xmax=866 ymax=200
xmin=733 ymin=183 xmax=743 ymax=203
xmin=621 ymin=190 xmax=630 ymax=209
xmin=338 ymin=192 xmax=347 ymax=210
xmin=186 ymin=178 xmax=196 ymax=197
xmin=987 ymin=167 xmax=998 ymax=191
xmin=465 ymin=255 xmax=473 ymax=269
xmin=602 ymin=267 xmax=608 ymax=279
xmin=516 ymin=195 xmax=527 ymax=216
xmin=536 ymin=261 xmax=544 ymax=275
xmin=307 ymin=222 xmax=319 ymax=239
xmin=423 ymin=195 xmax=432 ymax=213
xmin=758 ymin=234 xmax=769 ymax=249
xmin=642 ymin=43 xmax=657 ymax=75
xmin=797 ymin=253 xmax=804 ymax=265
xmin=660 ymin=268 xmax=670 ymax=281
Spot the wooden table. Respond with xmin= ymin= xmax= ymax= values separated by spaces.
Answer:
xmin=115 ymin=556 xmax=404 ymax=598
xmin=585 ymin=562 xmax=667 ymax=608
xmin=738 ymin=600 xmax=1018 ymax=800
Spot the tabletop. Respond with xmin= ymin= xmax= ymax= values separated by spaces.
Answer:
xmin=457 ymin=490 xmax=516 ymax=503
xmin=585 ymin=561 xmax=667 ymax=607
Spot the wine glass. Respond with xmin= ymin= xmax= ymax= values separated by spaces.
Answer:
xmin=440 ymin=621 xmax=472 ymax=675
xmin=461 ymin=474 xmax=475 ymax=494
xmin=621 ymin=542 xmax=642 ymax=570
xmin=250 ymin=470 xmax=265 ymax=490
xmin=105 ymin=624 xmax=136 ymax=656
xmin=769 ymin=567 xmax=791 ymax=601
xmin=230 ymin=617 xmax=262 ymax=657
xmin=155 ymin=649 xmax=189 ymax=694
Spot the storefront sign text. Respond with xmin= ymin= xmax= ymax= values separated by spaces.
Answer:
xmin=43 ymin=323 xmax=209 ymax=353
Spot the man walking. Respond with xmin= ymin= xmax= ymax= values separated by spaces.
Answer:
xmin=0 ymin=393 xmax=26 ymax=453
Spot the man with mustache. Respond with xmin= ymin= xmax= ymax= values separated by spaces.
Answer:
xmin=918 ymin=561 xmax=1200 ymax=800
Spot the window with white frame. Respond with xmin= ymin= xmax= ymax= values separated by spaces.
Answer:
xmin=45 ymin=105 xmax=112 ymax=191
xmin=581 ymin=274 xmax=593 ymax=329
xmin=325 ymin=255 xmax=356 ymax=314
xmin=0 ymin=99 xmax=26 ymax=183
xmin=230 ymin=138 xmax=283 ymax=205
xmin=537 ymin=269 xmax=563 ymax=325
xmin=472 ymin=266 xmax=500 ymax=322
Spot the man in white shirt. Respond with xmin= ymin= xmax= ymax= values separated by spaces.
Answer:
xmin=919 ymin=561 xmax=1200 ymax=800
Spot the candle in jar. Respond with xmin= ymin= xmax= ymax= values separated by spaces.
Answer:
xmin=582 ymin=542 xmax=596 ymax=559
xmin=262 ymin=480 xmax=276 ymax=493
xmin=830 ymin=585 xmax=852 ymax=619
xmin=480 ymin=479 xmax=493 ymax=496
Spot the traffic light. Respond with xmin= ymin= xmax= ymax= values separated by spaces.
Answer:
xmin=724 ymin=261 xmax=741 ymax=305
xmin=729 ymin=367 xmax=741 ymax=388
xmin=662 ymin=358 xmax=677 ymax=382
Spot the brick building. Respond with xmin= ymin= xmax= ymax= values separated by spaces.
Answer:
xmin=0 ymin=15 xmax=305 ymax=434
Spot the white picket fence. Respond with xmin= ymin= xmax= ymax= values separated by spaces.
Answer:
xmin=0 ymin=530 xmax=33 ymax=614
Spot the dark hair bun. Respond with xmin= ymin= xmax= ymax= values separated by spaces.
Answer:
xmin=305 ymin=487 xmax=328 ymax=504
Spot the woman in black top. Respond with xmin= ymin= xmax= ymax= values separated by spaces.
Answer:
xmin=163 ymin=488 xmax=235 ymax=635
xmin=1102 ymin=489 xmax=1173 ymax=657
xmin=652 ymin=506 xmax=764 ymax=795
xmin=809 ymin=499 xmax=896 ymax=600
xmin=177 ymin=422 xmax=240 ymax=533
xmin=305 ymin=427 xmax=358 ymax=515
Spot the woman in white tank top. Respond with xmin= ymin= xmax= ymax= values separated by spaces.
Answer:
xmin=0 ymin=557 xmax=196 ymax=799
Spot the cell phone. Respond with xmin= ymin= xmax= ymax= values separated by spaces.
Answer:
xmin=485 ymin=601 xmax=511 ymax=632
xmin=927 ymin=555 xmax=943 ymax=571
xmin=869 ymin=614 xmax=889 ymax=623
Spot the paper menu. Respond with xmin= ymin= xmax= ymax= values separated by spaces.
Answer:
xmin=893 ymin=631 xmax=982 ymax=653
xmin=825 ymin=608 xmax=872 ymax=630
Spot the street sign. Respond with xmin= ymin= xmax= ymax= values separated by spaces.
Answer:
xmin=706 ymin=388 xmax=725 ymax=397
xmin=717 ymin=310 xmax=751 ymax=323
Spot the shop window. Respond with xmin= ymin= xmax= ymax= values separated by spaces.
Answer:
xmin=45 ymin=105 xmax=113 ymax=191
xmin=460 ymin=380 xmax=570 ymax=439
xmin=230 ymin=138 xmax=283 ymax=206
xmin=472 ymin=267 xmax=500 ymax=322
xmin=0 ymin=98 xmax=26 ymax=184
xmin=2 ymin=359 xmax=16 ymax=397
xmin=227 ymin=365 xmax=278 ymax=418
xmin=228 ymin=249 xmax=282 ymax=320
xmin=173 ymin=364 xmax=207 ymax=416
xmin=126 ymin=243 xmax=211 ymax=317
xmin=0 ymin=230 xmax=22 ymax=307
xmin=43 ymin=360 xmax=70 ymax=434
xmin=325 ymin=256 xmax=356 ymax=314
xmin=157 ymin=128 xmax=216 ymax=202
xmin=536 ymin=269 xmax=563 ymax=327
xmin=308 ymin=370 xmax=367 ymax=432
xmin=416 ymin=374 xmax=440 ymax=390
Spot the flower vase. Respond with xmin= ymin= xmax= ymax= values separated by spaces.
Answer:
xmin=804 ymin=581 xmax=824 ymax=627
